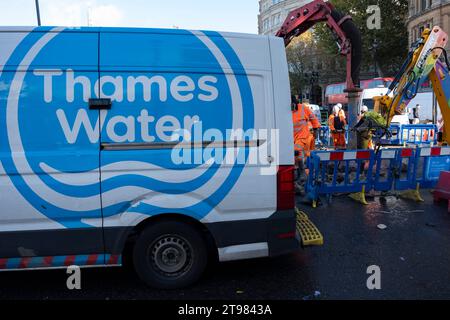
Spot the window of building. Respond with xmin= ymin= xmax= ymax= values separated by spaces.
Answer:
xmin=263 ymin=19 xmax=269 ymax=31
xmin=420 ymin=0 xmax=432 ymax=11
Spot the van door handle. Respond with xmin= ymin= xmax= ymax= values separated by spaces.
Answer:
xmin=89 ymin=98 xmax=112 ymax=110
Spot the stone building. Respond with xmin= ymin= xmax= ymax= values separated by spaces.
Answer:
xmin=407 ymin=0 xmax=450 ymax=50
xmin=258 ymin=0 xmax=311 ymax=35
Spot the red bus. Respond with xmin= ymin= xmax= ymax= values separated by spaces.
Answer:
xmin=325 ymin=77 xmax=394 ymax=107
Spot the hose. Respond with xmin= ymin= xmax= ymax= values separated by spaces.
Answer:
xmin=330 ymin=9 xmax=362 ymax=87
xmin=432 ymin=47 xmax=450 ymax=70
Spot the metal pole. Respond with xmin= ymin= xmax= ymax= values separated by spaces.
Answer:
xmin=345 ymin=87 xmax=363 ymax=150
xmin=432 ymin=90 xmax=437 ymax=124
xmin=35 ymin=0 xmax=41 ymax=26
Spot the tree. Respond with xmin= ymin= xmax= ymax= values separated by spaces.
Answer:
xmin=286 ymin=33 xmax=314 ymax=98
xmin=286 ymin=31 xmax=347 ymax=102
xmin=314 ymin=0 xmax=409 ymax=78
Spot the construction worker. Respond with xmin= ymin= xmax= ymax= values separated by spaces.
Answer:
xmin=292 ymin=102 xmax=321 ymax=166
xmin=354 ymin=110 xmax=387 ymax=150
xmin=336 ymin=103 xmax=346 ymax=120
xmin=358 ymin=105 xmax=369 ymax=122
xmin=328 ymin=104 xmax=347 ymax=149
xmin=357 ymin=105 xmax=374 ymax=149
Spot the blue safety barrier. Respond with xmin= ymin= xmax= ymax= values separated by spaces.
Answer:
xmin=316 ymin=126 xmax=330 ymax=146
xmin=376 ymin=124 xmax=402 ymax=145
xmin=306 ymin=149 xmax=374 ymax=206
xmin=414 ymin=146 xmax=450 ymax=188
xmin=315 ymin=125 xmax=348 ymax=147
xmin=311 ymin=124 xmax=437 ymax=149
xmin=305 ymin=146 xmax=450 ymax=206
xmin=372 ymin=149 xmax=397 ymax=192
xmin=373 ymin=124 xmax=437 ymax=146
xmin=400 ymin=124 xmax=438 ymax=145
xmin=393 ymin=148 xmax=418 ymax=191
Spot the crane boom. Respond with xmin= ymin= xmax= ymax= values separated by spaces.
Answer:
xmin=429 ymin=60 xmax=450 ymax=143
xmin=275 ymin=0 xmax=362 ymax=91
xmin=374 ymin=27 xmax=450 ymax=144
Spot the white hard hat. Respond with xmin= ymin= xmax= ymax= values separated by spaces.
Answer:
xmin=333 ymin=105 xmax=340 ymax=114
xmin=336 ymin=103 xmax=343 ymax=109
xmin=361 ymin=105 xmax=369 ymax=113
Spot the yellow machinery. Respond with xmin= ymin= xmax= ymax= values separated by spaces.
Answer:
xmin=374 ymin=27 xmax=450 ymax=145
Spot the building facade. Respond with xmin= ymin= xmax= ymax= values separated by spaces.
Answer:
xmin=258 ymin=0 xmax=312 ymax=35
xmin=407 ymin=0 xmax=450 ymax=50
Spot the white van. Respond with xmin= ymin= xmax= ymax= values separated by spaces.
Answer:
xmin=0 ymin=27 xmax=297 ymax=288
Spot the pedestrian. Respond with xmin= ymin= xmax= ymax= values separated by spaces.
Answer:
xmin=412 ymin=104 xmax=421 ymax=124
xmin=291 ymin=95 xmax=298 ymax=111
xmin=437 ymin=117 xmax=444 ymax=144
xmin=328 ymin=104 xmax=347 ymax=149
xmin=437 ymin=117 xmax=444 ymax=131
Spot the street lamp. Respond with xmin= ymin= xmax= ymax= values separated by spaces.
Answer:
xmin=35 ymin=0 xmax=41 ymax=26
xmin=369 ymin=39 xmax=380 ymax=77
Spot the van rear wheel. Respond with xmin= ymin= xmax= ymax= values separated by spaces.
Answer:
xmin=133 ymin=220 xmax=207 ymax=289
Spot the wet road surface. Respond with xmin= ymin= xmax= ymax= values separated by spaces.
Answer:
xmin=0 ymin=192 xmax=449 ymax=300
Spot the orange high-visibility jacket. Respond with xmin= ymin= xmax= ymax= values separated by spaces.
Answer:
xmin=292 ymin=104 xmax=321 ymax=142
xmin=328 ymin=113 xmax=347 ymax=132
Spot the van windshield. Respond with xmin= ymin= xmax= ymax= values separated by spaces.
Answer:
xmin=362 ymin=99 xmax=375 ymax=110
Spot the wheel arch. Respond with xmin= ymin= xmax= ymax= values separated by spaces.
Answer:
xmin=119 ymin=213 xmax=219 ymax=265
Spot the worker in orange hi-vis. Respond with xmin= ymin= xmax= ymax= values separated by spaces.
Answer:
xmin=328 ymin=104 xmax=347 ymax=149
xmin=336 ymin=103 xmax=346 ymax=120
xmin=292 ymin=102 xmax=321 ymax=166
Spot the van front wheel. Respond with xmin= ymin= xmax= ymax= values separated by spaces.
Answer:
xmin=133 ymin=220 xmax=208 ymax=289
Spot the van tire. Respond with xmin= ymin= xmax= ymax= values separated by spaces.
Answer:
xmin=133 ymin=220 xmax=207 ymax=289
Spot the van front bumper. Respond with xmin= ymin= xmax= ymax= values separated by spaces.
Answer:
xmin=206 ymin=209 xmax=300 ymax=262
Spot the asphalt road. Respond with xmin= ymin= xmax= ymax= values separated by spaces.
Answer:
xmin=1 ymin=192 xmax=449 ymax=300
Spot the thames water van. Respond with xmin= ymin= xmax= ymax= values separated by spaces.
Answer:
xmin=0 ymin=27 xmax=297 ymax=288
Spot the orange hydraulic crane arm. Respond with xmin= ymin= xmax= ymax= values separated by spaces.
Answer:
xmin=275 ymin=0 xmax=362 ymax=91
xmin=374 ymin=27 xmax=449 ymax=144
xmin=429 ymin=60 xmax=450 ymax=144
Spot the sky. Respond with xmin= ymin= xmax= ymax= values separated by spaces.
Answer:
xmin=0 ymin=0 xmax=260 ymax=34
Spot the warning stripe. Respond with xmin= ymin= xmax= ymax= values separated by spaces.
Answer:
xmin=0 ymin=254 xmax=120 ymax=270
xmin=317 ymin=151 xmax=372 ymax=161
xmin=19 ymin=257 xmax=32 ymax=269
xmin=356 ymin=151 xmax=371 ymax=160
xmin=400 ymin=148 xmax=413 ymax=158
xmin=43 ymin=256 xmax=54 ymax=267
xmin=420 ymin=147 xmax=450 ymax=157
xmin=107 ymin=255 xmax=120 ymax=265
xmin=380 ymin=150 xmax=396 ymax=159
xmin=0 ymin=258 xmax=7 ymax=269
xmin=86 ymin=254 xmax=99 ymax=265
xmin=64 ymin=255 xmax=76 ymax=266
